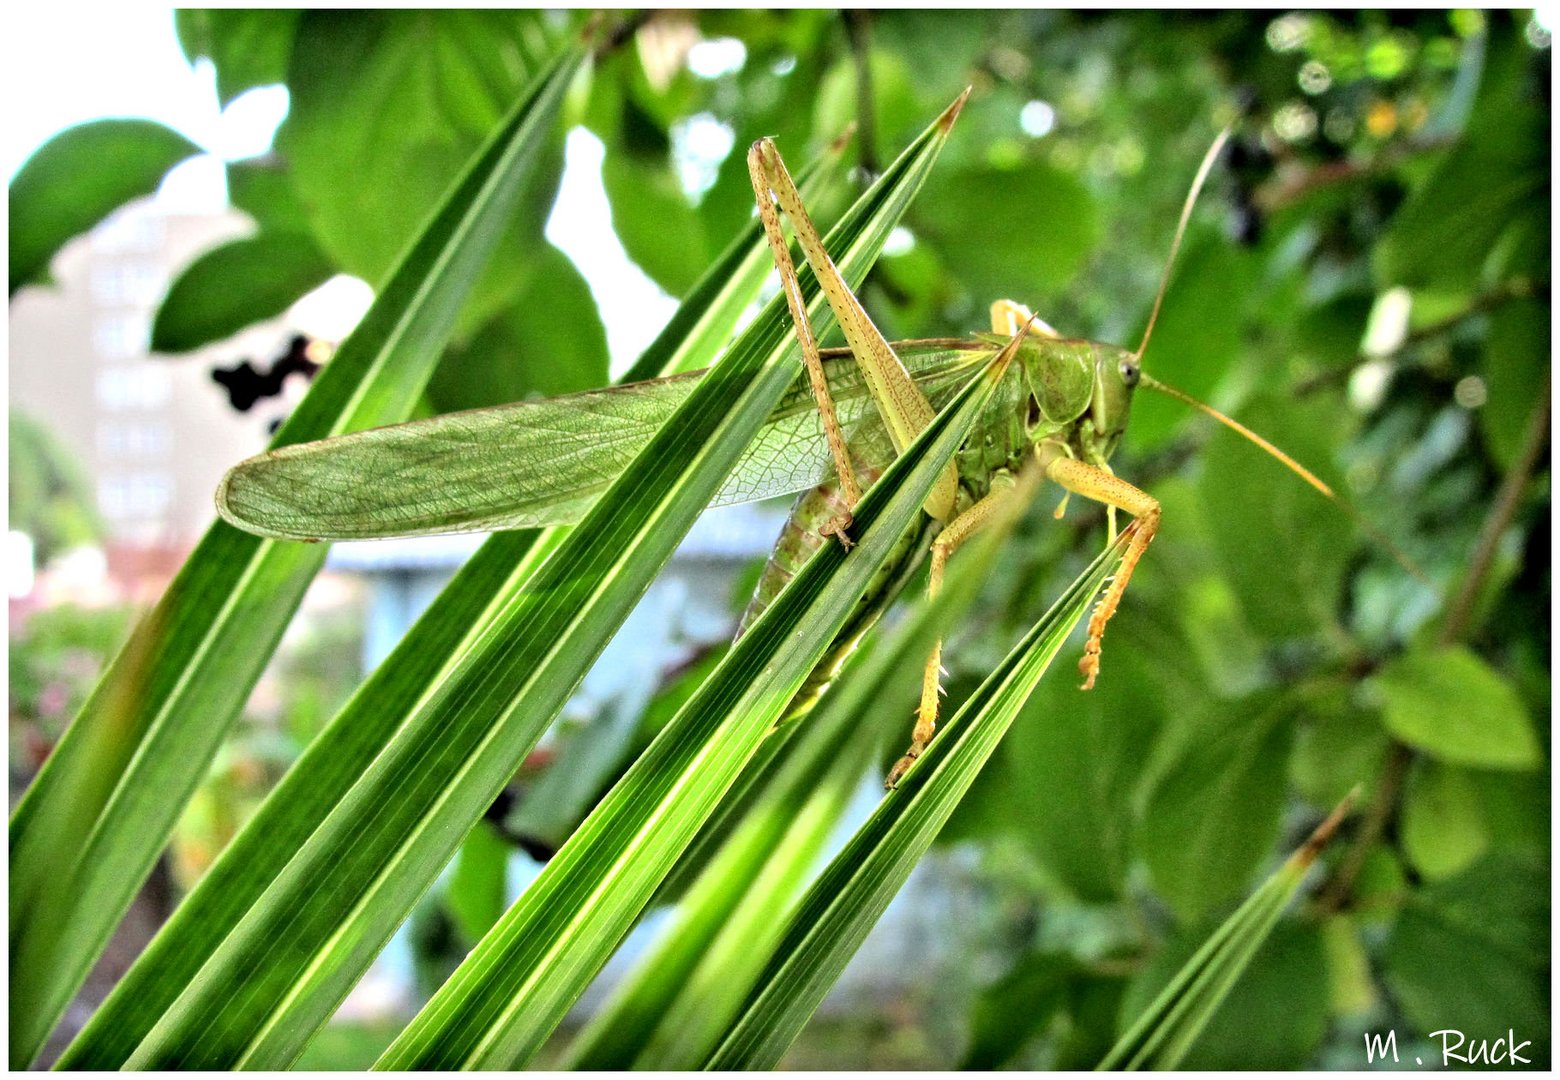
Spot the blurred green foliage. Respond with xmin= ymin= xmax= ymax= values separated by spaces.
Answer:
xmin=9 ymin=8 xmax=1548 ymax=1069
xmin=9 ymin=603 xmax=132 ymax=763
xmin=8 ymin=410 xmax=105 ymax=566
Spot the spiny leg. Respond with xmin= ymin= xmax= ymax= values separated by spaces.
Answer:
xmin=886 ymin=473 xmax=1019 ymax=789
xmin=747 ymin=142 xmax=861 ymax=546
xmin=1044 ymin=456 xmax=1161 ymax=690
xmin=750 ymin=137 xmax=959 ymax=526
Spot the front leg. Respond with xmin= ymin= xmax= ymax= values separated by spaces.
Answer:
xmin=1044 ymin=456 xmax=1161 ymax=690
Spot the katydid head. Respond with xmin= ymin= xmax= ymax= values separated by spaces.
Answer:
xmin=1089 ymin=343 xmax=1140 ymax=445
xmin=1033 ymin=130 xmax=1229 ymax=464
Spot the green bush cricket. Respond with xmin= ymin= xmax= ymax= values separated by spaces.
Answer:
xmin=218 ymin=91 xmax=1419 ymax=788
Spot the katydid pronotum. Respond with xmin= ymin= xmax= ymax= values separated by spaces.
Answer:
xmin=218 ymin=91 xmax=1420 ymax=789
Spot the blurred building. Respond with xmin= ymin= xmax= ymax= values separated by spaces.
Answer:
xmin=10 ymin=199 xmax=296 ymax=592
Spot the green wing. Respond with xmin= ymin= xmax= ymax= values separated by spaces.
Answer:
xmin=217 ymin=340 xmax=998 ymax=540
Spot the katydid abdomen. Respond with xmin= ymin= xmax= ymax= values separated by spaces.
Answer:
xmin=737 ymin=468 xmax=936 ymax=723
xmin=737 ymin=366 xmax=1035 ymax=726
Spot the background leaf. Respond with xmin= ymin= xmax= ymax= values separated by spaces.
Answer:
xmin=1381 ymin=854 xmax=1549 ymax=1064
xmin=1369 ymin=645 xmax=1539 ymax=770
xmin=9 ymin=119 xmax=201 ymax=294
xmin=1138 ymin=698 xmax=1295 ymax=921
xmin=176 ymin=8 xmax=300 ymax=107
xmin=1119 ymin=920 xmax=1331 ymax=1069
xmin=151 ymin=233 xmax=335 ymax=353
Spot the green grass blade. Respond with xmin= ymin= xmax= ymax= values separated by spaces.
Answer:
xmin=704 ymin=531 xmax=1131 ymax=1070
xmin=107 ymin=101 xmax=959 ymax=1071
xmin=7 ymin=46 xmax=584 ymax=1069
xmin=374 ymin=310 xmax=1007 ymax=1071
xmin=566 ymin=471 xmax=1025 ymax=1070
xmin=56 ymin=130 xmax=845 ymax=1072
xmin=564 ymin=718 xmax=875 ymax=1070
xmin=1098 ymin=793 xmax=1356 ymax=1071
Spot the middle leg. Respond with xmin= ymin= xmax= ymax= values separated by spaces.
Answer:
xmin=886 ymin=472 xmax=1019 ymax=789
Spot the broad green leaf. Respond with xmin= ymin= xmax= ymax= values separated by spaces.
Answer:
xmin=705 ymin=533 xmax=1129 ymax=1070
xmin=960 ymin=951 xmax=1074 ymax=1069
xmin=14 ymin=48 xmax=586 ymax=1070
xmin=1369 ymin=644 xmax=1539 ymax=769
xmin=151 ymin=232 xmax=336 ymax=353
xmin=424 ymin=241 xmax=608 ymax=410
xmin=1480 ymin=297 xmax=1550 ymax=472
xmin=1138 ymin=699 xmax=1295 ymax=921
xmin=1123 ymin=232 xmax=1260 ymax=449
xmin=1375 ymin=26 xmax=1546 ymax=291
xmin=9 ymin=119 xmax=201 ymax=295
xmin=176 ymin=8 xmax=300 ymax=107
xmin=1054 ymin=973 xmax=1131 ymax=1071
xmin=1101 ymin=796 xmax=1353 ymax=1069
xmin=1470 ymin=768 xmax=1549 ymax=863
xmin=227 ymin=156 xmax=315 ymax=235
xmin=600 ymin=96 xmax=710 ymax=296
xmin=951 ymin=609 xmax=1170 ymax=902
xmin=1197 ymin=392 xmax=1353 ymax=639
xmin=1400 ymin=759 xmax=1489 ymax=880
xmin=914 ymin=156 xmax=1099 ymax=302
xmin=377 ymin=350 xmax=1007 ymax=1069
xmin=446 ymin=823 xmax=512 ymax=945
xmin=1322 ymin=916 xmax=1377 ymax=1018
xmin=1381 ymin=854 xmax=1549 ymax=1063
xmin=813 ymin=50 xmax=926 ymax=170
xmin=278 ymin=9 xmax=570 ymax=334
xmin=1289 ymin=684 xmax=1391 ymax=809
xmin=99 ymin=99 xmax=956 ymax=1071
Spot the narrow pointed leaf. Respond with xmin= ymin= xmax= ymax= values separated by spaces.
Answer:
xmin=1099 ymin=793 xmax=1356 ymax=1070
xmin=109 ymin=103 xmax=960 ymax=1071
xmin=567 ymin=468 xmax=1024 ymax=1070
xmin=705 ymin=531 xmax=1130 ymax=1070
xmin=8 ymin=46 xmax=584 ymax=1069
xmin=376 ymin=306 xmax=1007 ymax=1071
xmin=58 ymin=121 xmax=847 ymax=1071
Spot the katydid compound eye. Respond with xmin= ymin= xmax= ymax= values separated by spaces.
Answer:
xmin=1119 ymin=359 xmax=1141 ymax=387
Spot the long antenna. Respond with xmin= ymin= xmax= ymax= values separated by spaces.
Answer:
xmin=1135 ymin=126 xmax=1233 ymax=361
xmin=1141 ymin=373 xmax=1434 ymax=586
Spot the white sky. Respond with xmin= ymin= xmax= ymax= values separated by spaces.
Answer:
xmin=4 ymin=7 xmax=250 ymax=183
xmin=5 ymin=5 xmax=676 ymax=370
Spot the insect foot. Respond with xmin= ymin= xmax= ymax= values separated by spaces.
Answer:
xmin=819 ymin=513 xmax=856 ymax=551
xmin=885 ymin=747 xmax=918 ymax=790
xmin=887 ymin=698 xmax=940 ymax=789
xmin=1078 ymin=511 xmax=1160 ymax=690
